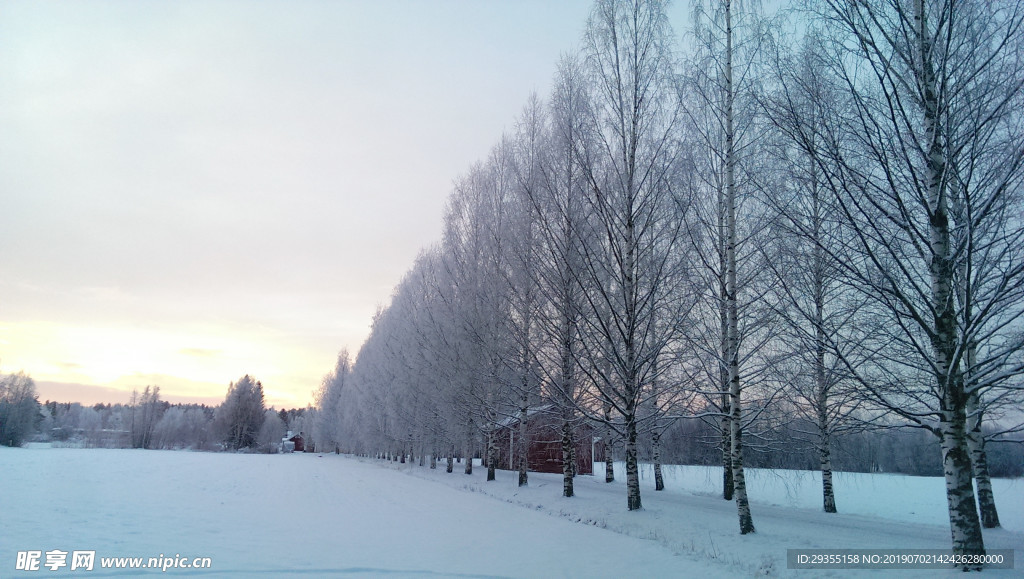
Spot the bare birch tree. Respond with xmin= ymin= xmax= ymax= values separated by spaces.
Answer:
xmin=760 ymin=33 xmax=877 ymax=514
xmin=526 ymin=54 xmax=594 ymax=498
xmin=804 ymin=0 xmax=1024 ymax=559
xmin=576 ymin=0 xmax=686 ymax=511
xmin=683 ymin=0 xmax=773 ymax=534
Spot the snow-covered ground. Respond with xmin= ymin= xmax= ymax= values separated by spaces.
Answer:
xmin=1 ymin=446 xmax=1020 ymax=578
xmin=593 ymin=461 xmax=1024 ymax=534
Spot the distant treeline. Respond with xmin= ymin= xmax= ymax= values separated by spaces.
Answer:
xmin=38 ymin=394 xmax=311 ymax=453
xmin=0 ymin=373 xmax=313 ymax=454
xmin=3 ymin=372 xmax=1018 ymax=478
xmin=637 ymin=418 xmax=1024 ymax=479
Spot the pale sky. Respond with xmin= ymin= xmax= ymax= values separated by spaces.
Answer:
xmin=0 ymin=0 xmax=598 ymax=408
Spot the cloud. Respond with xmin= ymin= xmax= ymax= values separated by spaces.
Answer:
xmin=37 ymin=380 xmax=224 ymax=406
xmin=35 ymin=374 xmax=301 ymax=408
xmin=105 ymin=372 xmax=303 ymax=409
xmin=35 ymin=380 xmax=129 ymax=405
xmin=108 ymin=372 xmax=223 ymax=398
xmin=35 ymin=376 xmax=226 ymax=406
xmin=179 ymin=347 xmax=221 ymax=358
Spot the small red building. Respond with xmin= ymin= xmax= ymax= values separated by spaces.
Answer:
xmin=491 ymin=406 xmax=596 ymax=475
xmin=288 ymin=432 xmax=305 ymax=452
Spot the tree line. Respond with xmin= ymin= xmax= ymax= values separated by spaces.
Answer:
xmin=311 ymin=0 xmax=1024 ymax=562
xmin=3 ymin=372 xmax=313 ymax=454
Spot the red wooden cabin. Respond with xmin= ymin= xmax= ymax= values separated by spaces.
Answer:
xmin=288 ymin=432 xmax=305 ymax=452
xmin=491 ymin=406 xmax=596 ymax=475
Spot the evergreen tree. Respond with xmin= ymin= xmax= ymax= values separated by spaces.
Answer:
xmin=217 ymin=375 xmax=266 ymax=450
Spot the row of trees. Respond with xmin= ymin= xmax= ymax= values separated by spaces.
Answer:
xmin=315 ymin=0 xmax=1024 ymax=560
xmin=7 ymin=373 xmax=310 ymax=453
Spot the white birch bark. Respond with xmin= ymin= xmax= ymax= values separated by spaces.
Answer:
xmin=723 ymin=0 xmax=754 ymax=535
xmin=917 ymin=0 xmax=984 ymax=556
xmin=652 ymin=429 xmax=665 ymax=491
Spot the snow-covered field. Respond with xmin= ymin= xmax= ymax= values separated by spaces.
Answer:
xmin=594 ymin=461 xmax=1024 ymax=534
xmin=1 ymin=446 xmax=1021 ymax=578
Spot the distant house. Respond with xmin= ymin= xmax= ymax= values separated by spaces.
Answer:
xmin=491 ymin=406 xmax=596 ymax=475
xmin=290 ymin=432 xmax=306 ymax=452
xmin=281 ymin=431 xmax=306 ymax=453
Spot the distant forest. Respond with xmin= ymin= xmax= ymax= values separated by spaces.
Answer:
xmin=10 ymin=393 xmax=1021 ymax=480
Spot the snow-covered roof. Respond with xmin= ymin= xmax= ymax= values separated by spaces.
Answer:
xmin=494 ymin=404 xmax=556 ymax=429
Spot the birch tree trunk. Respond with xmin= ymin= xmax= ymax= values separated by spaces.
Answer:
xmin=939 ymin=412 xmax=985 ymax=559
xmin=959 ymin=266 xmax=999 ymax=528
xmin=724 ymin=0 xmax=754 ymax=535
xmin=966 ymin=391 xmax=999 ymax=528
xmin=817 ymin=406 xmax=836 ymax=513
xmin=721 ymin=414 xmax=733 ymax=500
xmin=917 ymin=0 xmax=984 ymax=558
xmin=604 ymin=402 xmax=615 ymax=483
xmin=719 ymin=149 xmax=734 ymax=503
xmin=518 ymin=403 xmax=529 ymax=487
xmin=486 ymin=419 xmax=496 ymax=481
xmin=624 ymin=215 xmax=641 ymax=511
xmin=625 ymin=416 xmax=642 ymax=511
xmin=561 ymin=419 xmax=575 ymax=497
xmin=813 ymin=198 xmax=835 ymax=514
xmin=652 ymin=430 xmax=664 ymax=491
xmin=558 ymin=328 xmax=574 ymax=495
xmin=729 ymin=384 xmax=754 ymax=534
